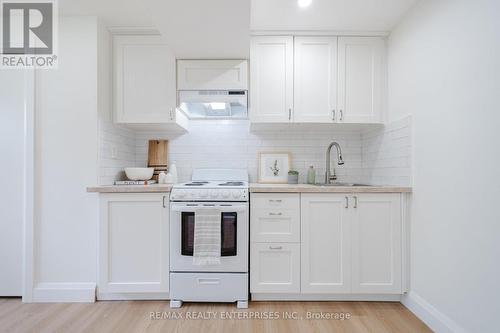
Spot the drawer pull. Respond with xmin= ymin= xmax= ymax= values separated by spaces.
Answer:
xmin=269 ymin=246 xmax=283 ymax=250
xmin=269 ymin=212 xmax=283 ymax=216
xmin=269 ymin=199 xmax=282 ymax=203
xmin=197 ymin=278 xmax=220 ymax=285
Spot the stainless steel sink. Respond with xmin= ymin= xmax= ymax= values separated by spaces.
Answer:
xmin=315 ymin=182 xmax=373 ymax=187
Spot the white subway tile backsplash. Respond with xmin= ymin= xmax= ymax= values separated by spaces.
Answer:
xmin=361 ymin=115 xmax=412 ymax=186
xmin=98 ymin=120 xmax=136 ymax=185
xmin=133 ymin=120 xmax=366 ymax=183
xmin=98 ymin=117 xmax=412 ymax=186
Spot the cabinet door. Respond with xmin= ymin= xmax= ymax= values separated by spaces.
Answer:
xmin=337 ymin=37 xmax=385 ymax=123
xmin=114 ymin=35 xmax=177 ymax=123
xmin=250 ymin=243 xmax=300 ymax=293
xmin=351 ymin=194 xmax=401 ymax=294
xmin=294 ymin=37 xmax=338 ymax=123
xmin=177 ymin=60 xmax=248 ymax=90
xmin=250 ymin=36 xmax=293 ymax=122
xmin=99 ymin=193 xmax=169 ymax=296
xmin=301 ymin=194 xmax=351 ymax=293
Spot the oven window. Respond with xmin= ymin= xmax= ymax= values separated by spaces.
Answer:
xmin=181 ymin=211 xmax=237 ymax=257
xmin=221 ymin=212 xmax=237 ymax=256
xmin=181 ymin=212 xmax=195 ymax=256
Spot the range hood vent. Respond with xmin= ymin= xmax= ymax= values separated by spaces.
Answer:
xmin=178 ymin=90 xmax=248 ymax=119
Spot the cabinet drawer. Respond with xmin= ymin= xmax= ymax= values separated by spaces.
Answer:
xmin=251 ymin=211 xmax=299 ymax=243
xmin=251 ymin=193 xmax=300 ymax=242
xmin=250 ymin=243 xmax=300 ymax=293
xmin=170 ymin=273 xmax=248 ymax=302
xmin=251 ymin=193 xmax=300 ymax=211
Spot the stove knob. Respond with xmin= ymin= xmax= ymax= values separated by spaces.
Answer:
xmin=200 ymin=190 xmax=208 ymax=198
xmin=209 ymin=190 xmax=218 ymax=198
xmin=177 ymin=191 xmax=186 ymax=198
xmin=221 ymin=190 xmax=230 ymax=198
xmin=232 ymin=190 xmax=241 ymax=199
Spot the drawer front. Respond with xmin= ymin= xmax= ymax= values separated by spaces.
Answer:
xmin=251 ymin=193 xmax=300 ymax=211
xmin=170 ymin=273 xmax=248 ymax=302
xmin=251 ymin=193 xmax=300 ymax=242
xmin=251 ymin=211 xmax=300 ymax=243
xmin=250 ymin=243 xmax=300 ymax=293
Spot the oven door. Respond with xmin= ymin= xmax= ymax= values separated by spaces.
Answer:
xmin=170 ymin=202 xmax=248 ymax=272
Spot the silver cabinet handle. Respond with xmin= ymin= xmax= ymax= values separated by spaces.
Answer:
xmin=162 ymin=196 xmax=167 ymax=208
xmin=269 ymin=212 xmax=283 ymax=216
xmin=169 ymin=108 xmax=174 ymax=120
xmin=269 ymin=199 xmax=282 ymax=203
xmin=288 ymin=108 xmax=292 ymax=120
xmin=339 ymin=109 xmax=343 ymax=121
xmin=353 ymin=196 xmax=358 ymax=209
xmin=345 ymin=196 xmax=349 ymax=209
xmin=332 ymin=109 xmax=336 ymax=121
xmin=269 ymin=246 xmax=283 ymax=250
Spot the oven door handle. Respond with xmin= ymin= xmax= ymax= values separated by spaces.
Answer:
xmin=170 ymin=204 xmax=247 ymax=213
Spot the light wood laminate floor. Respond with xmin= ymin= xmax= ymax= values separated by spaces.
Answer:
xmin=0 ymin=298 xmax=431 ymax=333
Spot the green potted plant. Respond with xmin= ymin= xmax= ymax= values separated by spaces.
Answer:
xmin=287 ymin=170 xmax=299 ymax=184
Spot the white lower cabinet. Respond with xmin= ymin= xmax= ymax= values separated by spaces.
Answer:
xmin=351 ymin=194 xmax=402 ymax=294
xmin=98 ymin=193 xmax=169 ymax=299
xmin=250 ymin=192 xmax=404 ymax=298
xmin=250 ymin=243 xmax=300 ymax=293
xmin=301 ymin=194 xmax=351 ymax=293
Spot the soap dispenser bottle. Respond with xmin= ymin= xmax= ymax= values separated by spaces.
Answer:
xmin=307 ymin=165 xmax=316 ymax=184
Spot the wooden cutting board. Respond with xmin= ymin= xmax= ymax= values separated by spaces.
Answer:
xmin=148 ymin=140 xmax=168 ymax=167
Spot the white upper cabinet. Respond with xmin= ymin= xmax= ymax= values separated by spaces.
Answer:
xmin=351 ymin=194 xmax=402 ymax=294
xmin=177 ymin=60 xmax=248 ymax=90
xmin=337 ymin=37 xmax=385 ymax=123
xmin=294 ymin=37 xmax=338 ymax=123
xmin=113 ymin=35 xmax=177 ymax=124
xmin=249 ymin=35 xmax=386 ymax=124
xmin=250 ymin=36 xmax=294 ymax=122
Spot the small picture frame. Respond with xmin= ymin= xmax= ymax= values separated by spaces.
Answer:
xmin=258 ymin=152 xmax=291 ymax=183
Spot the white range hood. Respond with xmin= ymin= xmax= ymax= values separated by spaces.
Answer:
xmin=177 ymin=60 xmax=248 ymax=119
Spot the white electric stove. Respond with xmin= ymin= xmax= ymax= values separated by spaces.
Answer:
xmin=169 ymin=169 xmax=249 ymax=309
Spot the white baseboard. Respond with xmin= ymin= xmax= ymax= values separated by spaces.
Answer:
xmin=31 ymin=282 xmax=96 ymax=303
xmin=252 ymin=293 xmax=401 ymax=302
xmin=97 ymin=292 xmax=169 ymax=301
xmin=401 ymin=292 xmax=465 ymax=333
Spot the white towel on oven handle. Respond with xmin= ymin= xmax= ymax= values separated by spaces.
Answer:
xmin=193 ymin=209 xmax=221 ymax=265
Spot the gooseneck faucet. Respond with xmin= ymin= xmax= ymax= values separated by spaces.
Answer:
xmin=325 ymin=142 xmax=344 ymax=184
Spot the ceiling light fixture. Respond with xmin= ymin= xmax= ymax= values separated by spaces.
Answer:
xmin=298 ymin=0 xmax=312 ymax=8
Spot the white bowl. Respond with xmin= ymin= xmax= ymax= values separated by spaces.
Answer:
xmin=125 ymin=167 xmax=154 ymax=181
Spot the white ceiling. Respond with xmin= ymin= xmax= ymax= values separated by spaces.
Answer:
xmin=251 ymin=0 xmax=418 ymax=32
xmin=59 ymin=0 xmax=154 ymax=27
xmin=60 ymin=0 xmax=417 ymax=58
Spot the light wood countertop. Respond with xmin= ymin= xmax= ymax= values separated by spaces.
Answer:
xmin=249 ymin=183 xmax=412 ymax=193
xmin=86 ymin=184 xmax=173 ymax=193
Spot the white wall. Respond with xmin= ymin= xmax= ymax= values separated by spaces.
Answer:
xmin=0 ymin=70 xmax=25 ymax=296
xmin=388 ymin=0 xmax=500 ymax=331
xmin=33 ymin=17 xmax=99 ymax=297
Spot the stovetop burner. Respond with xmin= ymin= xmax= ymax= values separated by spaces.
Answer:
xmin=218 ymin=182 xmax=244 ymax=186
xmin=184 ymin=181 xmax=209 ymax=186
